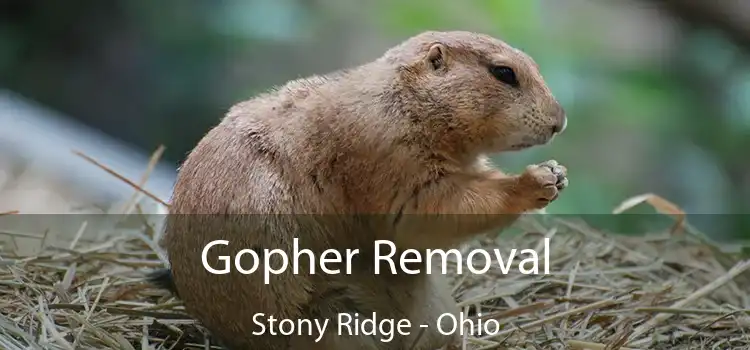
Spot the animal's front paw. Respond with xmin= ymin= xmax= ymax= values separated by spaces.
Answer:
xmin=517 ymin=159 xmax=568 ymax=210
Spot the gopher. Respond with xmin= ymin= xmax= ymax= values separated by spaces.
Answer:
xmin=150 ymin=30 xmax=568 ymax=349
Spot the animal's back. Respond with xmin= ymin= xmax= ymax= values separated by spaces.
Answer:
xmin=159 ymin=79 xmax=392 ymax=348
xmin=161 ymin=89 xmax=318 ymax=348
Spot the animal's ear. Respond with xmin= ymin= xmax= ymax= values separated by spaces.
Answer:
xmin=424 ymin=43 xmax=448 ymax=71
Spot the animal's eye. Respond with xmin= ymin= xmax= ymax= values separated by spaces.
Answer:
xmin=489 ymin=65 xmax=519 ymax=87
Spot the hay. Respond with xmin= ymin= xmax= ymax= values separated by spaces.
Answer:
xmin=2 ymin=212 xmax=749 ymax=350
xmin=1 ymin=150 xmax=749 ymax=349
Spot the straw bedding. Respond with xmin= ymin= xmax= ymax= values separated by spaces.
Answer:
xmin=1 ymin=207 xmax=748 ymax=350
xmin=0 ymin=150 xmax=748 ymax=349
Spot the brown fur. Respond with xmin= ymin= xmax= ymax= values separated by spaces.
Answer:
xmin=157 ymin=31 xmax=568 ymax=349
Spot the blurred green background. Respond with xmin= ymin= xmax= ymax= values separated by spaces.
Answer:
xmin=0 ymin=0 xmax=748 ymax=241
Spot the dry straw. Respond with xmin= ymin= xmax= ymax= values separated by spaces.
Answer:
xmin=0 ymin=148 xmax=749 ymax=349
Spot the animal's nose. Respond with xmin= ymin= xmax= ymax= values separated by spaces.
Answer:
xmin=553 ymin=116 xmax=567 ymax=134
xmin=551 ymin=104 xmax=567 ymax=134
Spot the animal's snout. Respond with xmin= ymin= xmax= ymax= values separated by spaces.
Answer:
xmin=551 ymin=104 xmax=567 ymax=135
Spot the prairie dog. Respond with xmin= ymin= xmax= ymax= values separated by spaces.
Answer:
xmin=151 ymin=31 xmax=568 ymax=349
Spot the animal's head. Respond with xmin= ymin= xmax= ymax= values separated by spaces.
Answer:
xmin=382 ymin=31 xmax=567 ymax=155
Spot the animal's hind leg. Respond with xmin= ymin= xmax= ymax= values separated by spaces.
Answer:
xmin=296 ymin=281 xmax=403 ymax=350
xmin=288 ymin=319 xmax=388 ymax=350
xmin=211 ymin=333 xmax=291 ymax=350
xmin=392 ymin=273 xmax=462 ymax=350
